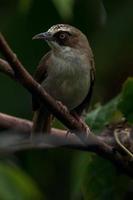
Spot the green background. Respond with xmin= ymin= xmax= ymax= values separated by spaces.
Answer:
xmin=0 ymin=0 xmax=133 ymax=199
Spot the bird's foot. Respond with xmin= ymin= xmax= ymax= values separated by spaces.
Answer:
xmin=80 ymin=119 xmax=91 ymax=135
xmin=72 ymin=113 xmax=91 ymax=135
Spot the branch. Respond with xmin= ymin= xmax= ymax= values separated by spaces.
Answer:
xmin=0 ymin=112 xmax=31 ymax=133
xmin=0 ymin=112 xmax=133 ymax=178
xmin=0 ymin=112 xmax=111 ymax=151
xmin=0 ymin=112 xmax=85 ymax=149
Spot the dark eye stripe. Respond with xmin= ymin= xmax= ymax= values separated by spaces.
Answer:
xmin=53 ymin=31 xmax=71 ymax=39
xmin=53 ymin=31 xmax=71 ymax=46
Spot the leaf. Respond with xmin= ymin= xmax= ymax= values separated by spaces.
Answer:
xmin=0 ymin=163 xmax=43 ymax=200
xmin=71 ymin=153 xmax=130 ymax=200
xmin=118 ymin=77 xmax=133 ymax=123
xmin=85 ymin=96 xmax=121 ymax=132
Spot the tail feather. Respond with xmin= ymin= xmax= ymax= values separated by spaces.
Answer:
xmin=32 ymin=107 xmax=52 ymax=134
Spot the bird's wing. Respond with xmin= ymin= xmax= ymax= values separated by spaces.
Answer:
xmin=32 ymin=51 xmax=51 ymax=111
xmin=73 ymin=54 xmax=95 ymax=115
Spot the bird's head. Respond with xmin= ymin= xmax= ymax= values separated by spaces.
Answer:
xmin=32 ymin=24 xmax=89 ymax=53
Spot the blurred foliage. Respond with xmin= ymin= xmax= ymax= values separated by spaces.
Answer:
xmin=0 ymin=0 xmax=133 ymax=199
xmin=86 ymin=95 xmax=121 ymax=133
xmin=0 ymin=162 xmax=43 ymax=200
xmin=71 ymin=153 xmax=130 ymax=200
xmin=118 ymin=78 xmax=133 ymax=123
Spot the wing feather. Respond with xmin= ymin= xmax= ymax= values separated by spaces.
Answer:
xmin=73 ymin=54 xmax=95 ymax=115
xmin=32 ymin=51 xmax=51 ymax=110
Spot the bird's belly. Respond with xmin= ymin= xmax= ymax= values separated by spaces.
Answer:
xmin=42 ymin=73 xmax=90 ymax=110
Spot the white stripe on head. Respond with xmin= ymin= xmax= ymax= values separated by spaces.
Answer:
xmin=47 ymin=24 xmax=74 ymax=34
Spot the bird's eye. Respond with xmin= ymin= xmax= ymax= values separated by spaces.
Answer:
xmin=53 ymin=31 xmax=71 ymax=45
xmin=59 ymin=33 xmax=67 ymax=40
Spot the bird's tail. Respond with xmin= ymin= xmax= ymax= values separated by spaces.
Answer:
xmin=32 ymin=107 xmax=52 ymax=134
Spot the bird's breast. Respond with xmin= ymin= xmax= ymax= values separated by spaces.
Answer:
xmin=41 ymin=52 xmax=91 ymax=110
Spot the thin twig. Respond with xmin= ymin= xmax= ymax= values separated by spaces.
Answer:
xmin=114 ymin=129 xmax=133 ymax=158
xmin=0 ymin=58 xmax=15 ymax=78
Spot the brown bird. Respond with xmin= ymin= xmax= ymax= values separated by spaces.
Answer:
xmin=32 ymin=24 xmax=95 ymax=133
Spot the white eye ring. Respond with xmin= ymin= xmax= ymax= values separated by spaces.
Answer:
xmin=59 ymin=33 xmax=66 ymax=39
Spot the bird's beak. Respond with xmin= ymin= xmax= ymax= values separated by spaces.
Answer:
xmin=32 ymin=32 xmax=53 ymax=41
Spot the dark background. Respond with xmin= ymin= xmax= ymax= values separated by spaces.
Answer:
xmin=0 ymin=0 xmax=133 ymax=199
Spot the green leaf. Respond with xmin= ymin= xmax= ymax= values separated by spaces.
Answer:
xmin=118 ymin=77 xmax=133 ymax=123
xmin=86 ymin=96 xmax=121 ymax=132
xmin=0 ymin=163 xmax=43 ymax=200
xmin=71 ymin=153 xmax=130 ymax=200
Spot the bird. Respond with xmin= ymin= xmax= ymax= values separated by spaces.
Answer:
xmin=32 ymin=24 xmax=95 ymax=133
